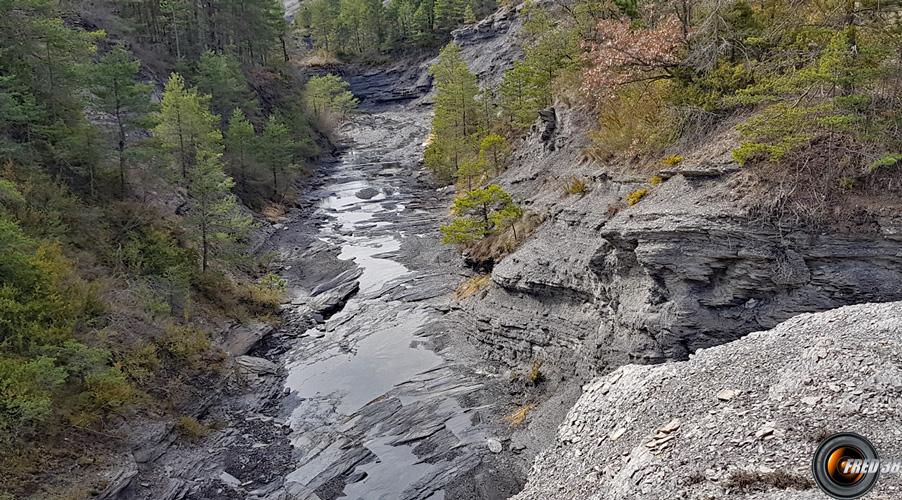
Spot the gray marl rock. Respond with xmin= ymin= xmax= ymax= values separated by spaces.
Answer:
xmin=513 ymin=302 xmax=902 ymax=500
xmin=457 ymin=97 xmax=902 ymax=380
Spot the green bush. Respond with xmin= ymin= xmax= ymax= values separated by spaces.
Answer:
xmin=161 ymin=324 xmax=211 ymax=362
xmin=440 ymin=185 xmax=522 ymax=245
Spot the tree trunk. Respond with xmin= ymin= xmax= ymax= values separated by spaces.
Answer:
xmin=115 ymin=90 xmax=127 ymax=198
xmin=176 ymin=105 xmax=188 ymax=178
xmin=171 ymin=2 xmax=182 ymax=60
xmin=280 ymin=35 xmax=289 ymax=62
xmin=118 ymin=137 xmax=126 ymax=198
xmin=201 ymin=218 xmax=208 ymax=272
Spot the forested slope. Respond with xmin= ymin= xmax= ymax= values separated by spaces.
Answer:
xmin=0 ymin=1 xmax=339 ymax=496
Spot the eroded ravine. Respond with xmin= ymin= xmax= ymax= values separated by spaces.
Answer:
xmin=265 ymin=107 xmax=514 ymax=499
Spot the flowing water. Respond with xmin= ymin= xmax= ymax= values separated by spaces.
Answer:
xmin=274 ymin=110 xmax=498 ymax=499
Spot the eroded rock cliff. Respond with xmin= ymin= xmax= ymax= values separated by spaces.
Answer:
xmin=459 ymin=97 xmax=902 ymax=379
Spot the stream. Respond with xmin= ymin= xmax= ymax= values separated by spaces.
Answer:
xmin=266 ymin=107 xmax=515 ymax=499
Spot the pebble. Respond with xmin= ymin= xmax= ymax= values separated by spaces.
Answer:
xmin=716 ymin=389 xmax=740 ymax=401
xmin=219 ymin=471 xmax=242 ymax=489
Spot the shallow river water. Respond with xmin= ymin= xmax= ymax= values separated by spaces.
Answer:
xmin=274 ymin=110 xmax=497 ymax=499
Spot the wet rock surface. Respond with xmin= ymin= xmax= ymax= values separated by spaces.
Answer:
xmin=514 ymin=302 xmax=902 ymax=500
xmin=103 ymin=61 xmax=536 ymax=497
xmin=265 ymin=108 xmax=527 ymax=500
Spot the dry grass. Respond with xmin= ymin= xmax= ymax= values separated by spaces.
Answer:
xmin=685 ymin=470 xmax=707 ymax=486
xmin=805 ymin=427 xmax=836 ymax=443
xmin=454 ymin=274 xmax=492 ymax=301
xmin=739 ymin=135 xmax=902 ymax=228
xmin=724 ymin=470 xmax=813 ymax=492
xmin=527 ymin=359 xmax=544 ymax=385
xmin=564 ymin=177 xmax=588 ymax=196
xmin=262 ymin=202 xmax=286 ymax=222
xmin=662 ymin=154 xmax=684 ymax=166
xmin=586 ymin=81 xmax=674 ymax=162
xmin=177 ymin=416 xmax=210 ymax=441
xmin=313 ymin=111 xmax=345 ymax=143
xmin=297 ymin=48 xmax=341 ymax=67
xmin=465 ymin=212 xmax=544 ymax=266
xmin=503 ymin=403 xmax=535 ymax=427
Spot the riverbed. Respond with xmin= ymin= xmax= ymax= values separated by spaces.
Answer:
xmin=263 ymin=107 xmax=522 ymax=499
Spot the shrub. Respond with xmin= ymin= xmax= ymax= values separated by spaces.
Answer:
xmin=649 ymin=175 xmax=664 ymax=186
xmin=161 ymin=324 xmax=211 ymax=362
xmin=869 ymin=153 xmax=901 ymax=173
xmin=626 ymin=188 xmax=649 ymax=206
xmin=725 ymin=470 xmax=812 ymax=492
xmin=662 ymin=154 xmax=683 ymax=166
xmin=564 ymin=177 xmax=588 ymax=196
xmin=117 ymin=343 xmax=161 ymax=384
xmin=118 ymin=227 xmax=196 ymax=279
xmin=84 ymin=367 xmax=137 ymax=412
xmin=527 ymin=359 xmax=544 ymax=385
xmin=239 ymin=273 xmax=286 ymax=316
xmin=299 ymin=48 xmax=341 ymax=67
xmin=177 ymin=416 xmax=210 ymax=440
xmin=0 ymin=357 xmax=67 ymax=436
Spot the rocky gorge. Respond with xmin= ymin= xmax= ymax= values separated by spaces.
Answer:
xmin=87 ymin=3 xmax=902 ymax=498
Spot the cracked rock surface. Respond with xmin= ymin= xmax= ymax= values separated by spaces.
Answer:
xmin=514 ymin=301 xmax=902 ymax=500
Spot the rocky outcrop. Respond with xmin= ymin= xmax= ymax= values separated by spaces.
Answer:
xmin=459 ymin=97 xmax=902 ymax=377
xmin=513 ymin=301 xmax=902 ymax=499
xmin=451 ymin=5 xmax=524 ymax=86
xmin=346 ymin=59 xmax=434 ymax=108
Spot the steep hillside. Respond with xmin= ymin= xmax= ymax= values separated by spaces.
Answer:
xmin=446 ymin=0 xmax=902 ymax=382
xmin=435 ymin=0 xmax=902 ymax=490
xmin=513 ymin=301 xmax=902 ymax=499
xmin=461 ymin=102 xmax=902 ymax=377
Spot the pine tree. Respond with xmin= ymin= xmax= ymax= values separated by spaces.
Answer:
xmin=195 ymin=51 xmax=256 ymax=124
xmin=92 ymin=47 xmax=153 ymax=198
xmin=186 ymin=149 xmax=250 ymax=272
xmin=440 ymin=184 xmax=520 ymax=245
xmin=427 ymin=43 xmax=481 ymax=182
xmin=479 ymin=133 xmax=510 ymax=175
xmin=304 ymin=74 xmax=359 ymax=118
xmin=153 ymin=73 xmax=222 ymax=180
xmin=463 ymin=3 xmax=477 ymax=24
xmin=499 ymin=60 xmax=543 ymax=132
xmin=224 ymin=109 xmax=256 ymax=186
xmin=259 ymin=115 xmax=296 ymax=197
xmin=457 ymin=156 xmax=487 ymax=190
